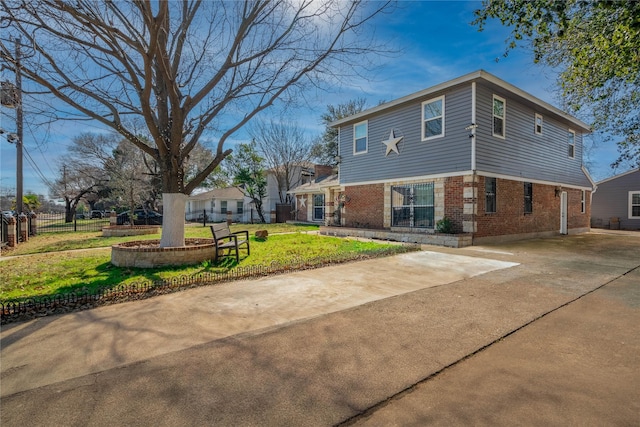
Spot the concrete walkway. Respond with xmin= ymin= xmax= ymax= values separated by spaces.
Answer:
xmin=1 ymin=231 xmax=639 ymax=426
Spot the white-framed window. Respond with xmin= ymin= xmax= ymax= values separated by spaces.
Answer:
xmin=422 ymin=96 xmax=444 ymax=140
xmin=353 ymin=121 xmax=368 ymax=154
xmin=220 ymin=200 xmax=227 ymax=215
xmin=535 ymin=113 xmax=543 ymax=135
xmin=568 ymin=129 xmax=576 ymax=158
xmin=629 ymin=191 xmax=640 ymax=219
xmin=236 ymin=201 xmax=243 ymax=215
xmin=313 ymin=194 xmax=325 ymax=221
xmin=492 ymin=95 xmax=506 ymax=138
xmin=581 ymin=190 xmax=586 ymax=214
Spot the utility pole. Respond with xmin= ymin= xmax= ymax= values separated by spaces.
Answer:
xmin=14 ymin=36 xmax=23 ymax=215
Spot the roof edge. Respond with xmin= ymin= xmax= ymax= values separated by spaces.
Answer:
xmin=595 ymin=167 xmax=640 ymax=185
xmin=330 ymin=70 xmax=591 ymax=132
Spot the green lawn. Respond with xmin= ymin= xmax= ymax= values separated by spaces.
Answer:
xmin=1 ymin=223 xmax=414 ymax=301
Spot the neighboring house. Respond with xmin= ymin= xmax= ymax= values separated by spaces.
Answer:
xmin=591 ymin=168 xmax=640 ymax=230
xmin=288 ymin=166 xmax=339 ymax=224
xmin=293 ymin=70 xmax=594 ymax=244
xmin=263 ymin=163 xmax=332 ymax=223
xmin=185 ymin=186 xmax=248 ymax=223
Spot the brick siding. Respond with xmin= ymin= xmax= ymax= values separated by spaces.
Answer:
xmin=444 ymin=176 xmax=464 ymax=233
xmin=344 ymin=184 xmax=385 ymax=228
xmin=475 ymin=176 xmax=590 ymax=237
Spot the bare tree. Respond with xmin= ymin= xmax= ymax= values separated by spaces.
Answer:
xmin=1 ymin=0 xmax=392 ymax=247
xmin=48 ymin=163 xmax=108 ymax=223
xmin=250 ymin=119 xmax=312 ymax=205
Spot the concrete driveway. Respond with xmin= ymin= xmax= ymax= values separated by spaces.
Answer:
xmin=1 ymin=231 xmax=639 ymax=426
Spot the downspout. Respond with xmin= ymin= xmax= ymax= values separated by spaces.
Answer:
xmin=471 ymin=81 xmax=477 ymax=243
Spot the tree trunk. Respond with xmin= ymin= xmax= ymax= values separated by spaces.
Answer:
xmin=160 ymin=193 xmax=187 ymax=248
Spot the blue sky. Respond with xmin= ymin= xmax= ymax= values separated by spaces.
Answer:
xmin=0 ymin=0 xmax=626 ymax=200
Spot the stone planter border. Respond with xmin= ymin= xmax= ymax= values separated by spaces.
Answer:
xmin=111 ymin=238 xmax=215 ymax=268
xmin=102 ymin=225 xmax=160 ymax=237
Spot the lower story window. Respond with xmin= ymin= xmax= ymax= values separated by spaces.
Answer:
xmin=524 ymin=182 xmax=533 ymax=214
xmin=485 ymin=177 xmax=497 ymax=213
xmin=313 ymin=194 xmax=324 ymax=221
xmin=630 ymin=191 xmax=640 ymax=218
xmin=236 ymin=201 xmax=243 ymax=215
xmin=391 ymin=182 xmax=434 ymax=228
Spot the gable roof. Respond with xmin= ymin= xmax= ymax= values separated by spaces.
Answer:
xmin=330 ymin=70 xmax=591 ymax=132
xmin=595 ymin=168 xmax=640 ymax=185
xmin=188 ymin=186 xmax=244 ymax=201
xmin=288 ymin=174 xmax=339 ymax=194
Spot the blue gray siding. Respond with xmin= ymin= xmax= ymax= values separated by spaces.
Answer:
xmin=475 ymin=82 xmax=591 ymax=187
xmin=591 ymin=169 xmax=640 ymax=230
xmin=338 ymin=85 xmax=473 ymax=184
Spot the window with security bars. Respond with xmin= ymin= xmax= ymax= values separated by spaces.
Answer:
xmin=391 ymin=182 xmax=434 ymax=228
xmin=524 ymin=182 xmax=533 ymax=214
xmin=485 ymin=177 xmax=497 ymax=213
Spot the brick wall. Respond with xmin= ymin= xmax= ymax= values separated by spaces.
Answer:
xmin=444 ymin=176 xmax=464 ymax=233
xmin=475 ymin=176 xmax=590 ymax=237
xmin=344 ymin=184 xmax=385 ymax=228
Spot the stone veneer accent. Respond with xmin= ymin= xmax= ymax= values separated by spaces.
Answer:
xmin=320 ymin=226 xmax=472 ymax=248
xmin=111 ymin=238 xmax=215 ymax=268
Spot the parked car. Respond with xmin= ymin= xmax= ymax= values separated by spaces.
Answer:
xmin=75 ymin=213 xmax=86 ymax=219
xmin=116 ymin=209 xmax=163 ymax=225
xmin=90 ymin=210 xmax=105 ymax=219
xmin=2 ymin=210 xmax=15 ymax=220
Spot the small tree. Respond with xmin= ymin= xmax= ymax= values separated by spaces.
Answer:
xmin=228 ymin=142 xmax=268 ymax=223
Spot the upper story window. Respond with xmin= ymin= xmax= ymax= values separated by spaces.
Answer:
xmin=629 ymin=191 xmax=640 ymax=219
xmin=354 ymin=121 xmax=368 ymax=154
xmin=568 ymin=129 xmax=576 ymax=158
xmin=535 ymin=113 xmax=543 ymax=135
xmin=422 ymin=96 xmax=444 ymax=140
xmin=492 ymin=95 xmax=506 ymax=138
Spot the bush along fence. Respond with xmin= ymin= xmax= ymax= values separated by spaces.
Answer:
xmin=1 ymin=246 xmax=417 ymax=324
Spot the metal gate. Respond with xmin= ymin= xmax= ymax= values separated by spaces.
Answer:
xmin=275 ymin=204 xmax=293 ymax=223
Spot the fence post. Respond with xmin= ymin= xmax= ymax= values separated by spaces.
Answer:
xmin=19 ymin=213 xmax=28 ymax=242
xmin=226 ymin=210 xmax=232 ymax=225
xmin=6 ymin=216 xmax=16 ymax=247
xmin=29 ymin=212 xmax=37 ymax=236
xmin=110 ymin=210 xmax=117 ymax=226
xmin=203 ymin=209 xmax=206 ymax=227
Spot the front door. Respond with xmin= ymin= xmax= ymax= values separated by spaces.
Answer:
xmin=560 ymin=191 xmax=568 ymax=234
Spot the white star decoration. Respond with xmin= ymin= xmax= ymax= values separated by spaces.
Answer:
xmin=382 ymin=129 xmax=403 ymax=156
xmin=298 ymin=197 xmax=306 ymax=208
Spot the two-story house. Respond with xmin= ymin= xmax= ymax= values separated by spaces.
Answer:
xmin=295 ymin=70 xmax=594 ymax=245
